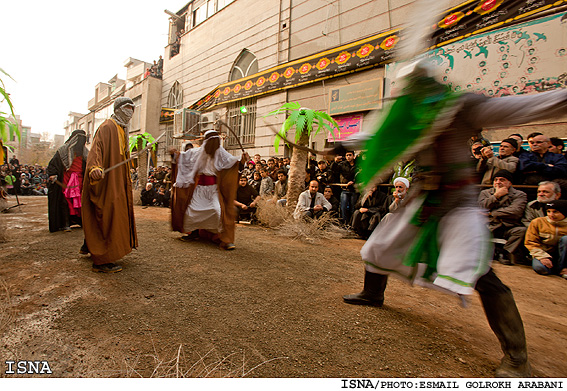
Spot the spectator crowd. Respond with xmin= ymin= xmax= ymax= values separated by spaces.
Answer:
xmin=0 ymin=156 xmax=50 ymax=197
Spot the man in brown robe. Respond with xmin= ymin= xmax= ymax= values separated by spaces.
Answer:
xmin=82 ymin=97 xmax=138 ymax=272
xmin=171 ymin=131 xmax=245 ymax=250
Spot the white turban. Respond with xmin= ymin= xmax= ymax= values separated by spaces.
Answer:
xmin=393 ymin=177 xmax=410 ymax=189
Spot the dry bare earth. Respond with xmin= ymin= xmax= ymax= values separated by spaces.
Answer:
xmin=0 ymin=196 xmax=566 ymax=378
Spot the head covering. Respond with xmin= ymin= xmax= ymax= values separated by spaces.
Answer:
xmin=112 ymin=97 xmax=135 ymax=128
xmin=493 ymin=169 xmax=514 ymax=183
xmin=393 ymin=177 xmax=410 ymax=189
xmin=58 ymin=129 xmax=88 ymax=170
xmin=501 ymin=138 xmax=518 ymax=150
xmin=547 ymin=200 xmax=567 ymax=217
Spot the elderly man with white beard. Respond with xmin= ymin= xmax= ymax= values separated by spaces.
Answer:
xmin=522 ymin=181 xmax=562 ymax=227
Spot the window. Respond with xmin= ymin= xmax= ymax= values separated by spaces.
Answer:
xmin=130 ymin=96 xmax=142 ymax=131
xmin=167 ymin=81 xmax=183 ymax=110
xmin=218 ymin=0 xmax=235 ymax=11
xmin=229 ymin=50 xmax=258 ymax=81
xmin=227 ymin=98 xmax=256 ymax=148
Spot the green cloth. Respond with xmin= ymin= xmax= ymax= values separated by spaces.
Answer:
xmin=358 ymin=78 xmax=456 ymax=188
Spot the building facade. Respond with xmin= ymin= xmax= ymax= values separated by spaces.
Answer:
xmin=160 ymin=0 xmax=567 ymax=161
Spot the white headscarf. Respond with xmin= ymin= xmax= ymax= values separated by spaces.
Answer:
xmin=393 ymin=177 xmax=410 ymax=190
xmin=174 ymin=134 xmax=238 ymax=188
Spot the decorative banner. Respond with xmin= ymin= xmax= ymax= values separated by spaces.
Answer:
xmin=189 ymin=0 xmax=566 ymax=111
xmin=388 ymin=11 xmax=567 ymax=97
xmin=159 ymin=108 xmax=175 ymax=124
xmin=432 ymin=0 xmax=566 ymax=47
xmin=190 ymin=31 xmax=399 ymax=111
xmin=329 ymin=114 xmax=364 ymax=142
xmin=328 ymin=79 xmax=383 ymax=115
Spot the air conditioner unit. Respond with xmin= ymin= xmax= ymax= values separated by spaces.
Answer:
xmin=200 ymin=112 xmax=220 ymax=132
xmin=173 ymin=108 xmax=202 ymax=139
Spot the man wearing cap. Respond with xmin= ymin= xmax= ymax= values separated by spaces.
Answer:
xmin=81 ymin=97 xmax=138 ymax=273
xmin=525 ymin=199 xmax=567 ymax=279
xmin=478 ymin=169 xmax=527 ymax=265
xmin=476 ymin=138 xmax=519 ymax=185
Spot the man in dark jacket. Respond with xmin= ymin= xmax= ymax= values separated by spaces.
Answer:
xmin=519 ymin=133 xmax=567 ymax=185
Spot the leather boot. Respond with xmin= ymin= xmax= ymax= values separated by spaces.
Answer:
xmin=477 ymin=273 xmax=532 ymax=377
xmin=343 ymin=270 xmax=388 ymax=307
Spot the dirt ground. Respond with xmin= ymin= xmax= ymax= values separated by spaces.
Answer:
xmin=0 ymin=196 xmax=566 ymax=378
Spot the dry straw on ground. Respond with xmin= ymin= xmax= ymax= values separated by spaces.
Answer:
xmin=124 ymin=344 xmax=288 ymax=378
xmin=254 ymin=197 xmax=351 ymax=243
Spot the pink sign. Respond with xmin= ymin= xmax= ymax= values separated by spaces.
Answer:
xmin=328 ymin=114 xmax=363 ymax=142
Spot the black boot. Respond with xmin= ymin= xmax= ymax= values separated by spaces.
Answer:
xmin=476 ymin=270 xmax=532 ymax=377
xmin=343 ymin=270 xmax=388 ymax=307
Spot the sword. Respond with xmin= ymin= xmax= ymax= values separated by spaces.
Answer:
xmin=103 ymin=131 xmax=167 ymax=175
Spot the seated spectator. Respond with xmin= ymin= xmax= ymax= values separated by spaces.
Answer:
xmin=235 ymin=175 xmax=260 ymax=222
xmin=351 ymin=185 xmax=388 ymax=239
xmin=258 ymin=168 xmax=274 ymax=197
xmin=20 ymin=178 xmax=32 ymax=195
xmin=478 ymin=169 xmax=527 ymax=265
xmin=323 ymin=185 xmax=340 ymax=216
xmin=293 ymin=180 xmax=332 ymax=220
xmin=522 ymin=181 xmax=561 ymax=227
xmin=141 ymin=183 xmax=156 ymax=206
xmin=266 ymin=158 xmax=279 ymax=182
xmin=315 ymin=160 xmax=332 ymax=188
xmin=273 ymin=169 xmax=288 ymax=206
xmin=155 ymin=185 xmax=170 ymax=207
xmin=525 ymin=199 xmax=567 ymax=279
xmin=476 ymin=138 xmax=519 ymax=185
xmin=519 ymin=132 xmax=567 ymax=185
xmin=549 ymin=137 xmax=565 ymax=155
xmin=248 ymin=171 xmax=262 ymax=193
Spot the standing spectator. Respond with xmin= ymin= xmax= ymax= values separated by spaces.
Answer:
xmin=525 ymin=199 xmax=567 ymax=278
xmin=315 ymin=160 xmax=332 ymax=188
xmin=335 ymin=151 xmax=359 ymax=225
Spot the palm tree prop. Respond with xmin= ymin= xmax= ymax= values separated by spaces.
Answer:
xmin=0 ymin=68 xmax=20 ymax=164
xmin=129 ymin=132 xmax=156 ymax=188
xmin=265 ymin=102 xmax=339 ymax=209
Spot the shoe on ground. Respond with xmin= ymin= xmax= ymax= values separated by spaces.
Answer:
xmin=79 ymin=245 xmax=90 ymax=255
xmin=221 ymin=242 xmax=236 ymax=250
xmin=179 ymin=231 xmax=200 ymax=242
xmin=92 ymin=263 xmax=122 ymax=273
xmin=343 ymin=292 xmax=384 ymax=307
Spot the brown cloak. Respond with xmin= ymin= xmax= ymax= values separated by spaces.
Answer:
xmin=82 ymin=119 xmax=138 ymax=264
xmin=171 ymin=152 xmax=239 ymax=245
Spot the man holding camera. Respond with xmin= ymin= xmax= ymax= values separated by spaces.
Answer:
xmin=476 ymin=138 xmax=519 ymax=185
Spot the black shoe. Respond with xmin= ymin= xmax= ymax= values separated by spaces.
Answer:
xmin=92 ymin=263 xmax=122 ymax=273
xmin=79 ymin=244 xmax=90 ymax=255
xmin=180 ymin=231 xmax=200 ymax=241
xmin=343 ymin=270 xmax=388 ymax=307
xmin=343 ymin=292 xmax=384 ymax=307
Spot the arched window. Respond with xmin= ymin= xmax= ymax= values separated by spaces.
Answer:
xmin=167 ymin=81 xmax=183 ymax=109
xmin=229 ymin=50 xmax=258 ymax=81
